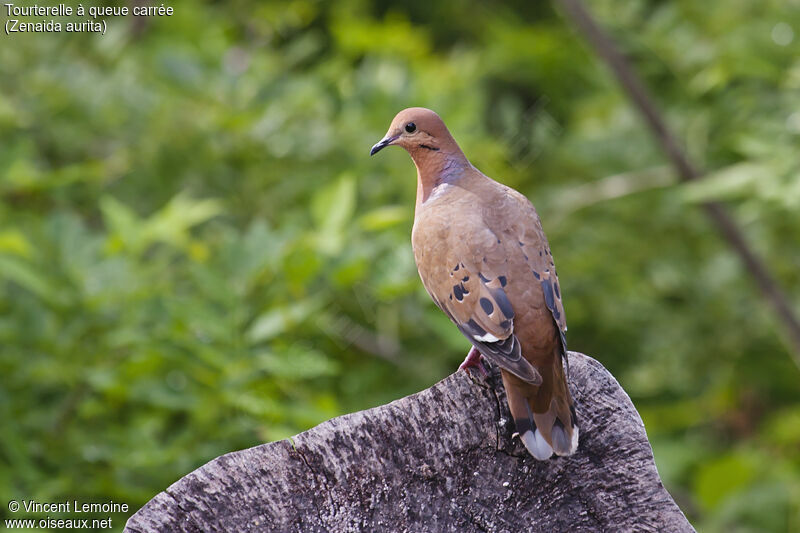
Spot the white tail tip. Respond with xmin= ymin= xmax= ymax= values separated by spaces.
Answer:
xmin=521 ymin=429 xmax=553 ymax=460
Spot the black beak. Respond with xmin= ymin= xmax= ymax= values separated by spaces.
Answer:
xmin=370 ymin=135 xmax=398 ymax=156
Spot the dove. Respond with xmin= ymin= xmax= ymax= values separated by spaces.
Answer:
xmin=370 ymin=108 xmax=578 ymax=459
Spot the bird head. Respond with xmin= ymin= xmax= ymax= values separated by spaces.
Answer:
xmin=370 ymin=107 xmax=455 ymax=157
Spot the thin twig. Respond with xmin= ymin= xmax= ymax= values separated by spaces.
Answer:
xmin=555 ymin=0 xmax=800 ymax=367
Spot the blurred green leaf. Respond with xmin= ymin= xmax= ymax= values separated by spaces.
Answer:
xmin=255 ymin=346 xmax=340 ymax=380
xmin=694 ymin=452 xmax=757 ymax=511
xmin=0 ymin=229 xmax=31 ymax=257
xmin=312 ymin=173 xmax=357 ymax=255
xmin=247 ymin=299 xmax=323 ymax=344
xmin=0 ymin=255 xmax=67 ymax=305
xmin=358 ymin=205 xmax=411 ymax=231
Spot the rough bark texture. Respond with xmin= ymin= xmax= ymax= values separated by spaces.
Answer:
xmin=125 ymin=352 xmax=694 ymax=532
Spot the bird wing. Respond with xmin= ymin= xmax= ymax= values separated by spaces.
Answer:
xmin=517 ymin=226 xmax=567 ymax=339
xmin=503 ymin=187 xmax=568 ymax=358
xmin=417 ymin=220 xmax=543 ymax=385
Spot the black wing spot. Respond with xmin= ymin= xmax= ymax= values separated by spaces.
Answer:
xmin=464 ymin=319 xmax=487 ymax=338
xmin=478 ymin=272 xmax=490 ymax=283
xmin=491 ymin=289 xmax=514 ymax=319
xmin=498 ymin=275 xmax=507 ymax=287
xmin=499 ymin=319 xmax=511 ymax=329
xmin=554 ymin=282 xmax=560 ymax=298
xmin=540 ymin=279 xmax=560 ymax=320
xmin=453 ymin=263 xmax=460 ymax=271
xmin=462 ymin=275 xmax=469 ymax=282
xmin=532 ymin=270 xmax=540 ymax=280
xmin=453 ymin=284 xmax=465 ymax=301
xmin=479 ymin=297 xmax=494 ymax=315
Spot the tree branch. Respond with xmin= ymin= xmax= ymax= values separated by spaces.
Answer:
xmin=125 ymin=353 xmax=694 ymax=532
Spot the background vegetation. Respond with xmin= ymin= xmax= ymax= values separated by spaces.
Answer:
xmin=1 ymin=0 xmax=798 ymax=531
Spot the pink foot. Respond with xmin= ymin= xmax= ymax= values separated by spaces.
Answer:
xmin=458 ymin=347 xmax=488 ymax=377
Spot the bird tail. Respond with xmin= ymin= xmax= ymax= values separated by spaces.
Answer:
xmin=504 ymin=351 xmax=579 ymax=460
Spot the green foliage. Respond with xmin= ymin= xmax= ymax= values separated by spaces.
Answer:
xmin=1 ymin=0 xmax=798 ymax=531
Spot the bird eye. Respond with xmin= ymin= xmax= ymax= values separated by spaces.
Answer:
xmin=405 ymin=122 xmax=416 ymax=133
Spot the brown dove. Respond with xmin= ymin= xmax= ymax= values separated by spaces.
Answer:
xmin=371 ymin=108 xmax=578 ymax=460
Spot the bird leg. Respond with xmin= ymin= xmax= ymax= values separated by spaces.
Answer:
xmin=458 ymin=346 xmax=489 ymax=377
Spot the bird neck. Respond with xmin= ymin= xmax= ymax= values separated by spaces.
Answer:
xmin=412 ymin=148 xmax=470 ymax=209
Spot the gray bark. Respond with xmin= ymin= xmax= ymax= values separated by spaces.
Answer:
xmin=125 ymin=352 xmax=694 ymax=532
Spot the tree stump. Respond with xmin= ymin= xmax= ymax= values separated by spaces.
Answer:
xmin=124 ymin=352 xmax=694 ymax=532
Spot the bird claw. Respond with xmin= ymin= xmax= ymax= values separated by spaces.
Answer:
xmin=459 ymin=347 xmax=489 ymax=378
